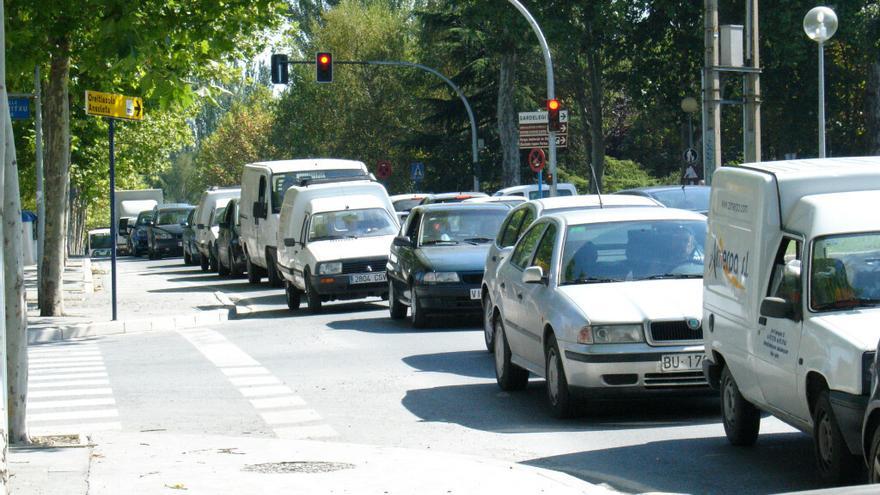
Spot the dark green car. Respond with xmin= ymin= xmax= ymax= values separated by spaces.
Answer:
xmin=387 ymin=203 xmax=510 ymax=328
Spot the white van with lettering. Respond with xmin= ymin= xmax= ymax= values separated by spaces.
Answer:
xmin=702 ymin=157 xmax=880 ymax=484
xmin=239 ymin=159 xmax=371 ymax=287
xmin=276 ymin=179 xmax=399 ymax=312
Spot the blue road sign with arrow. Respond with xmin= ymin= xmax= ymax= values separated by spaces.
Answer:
xmin=411 ymin=162 xmax=425 ymax=182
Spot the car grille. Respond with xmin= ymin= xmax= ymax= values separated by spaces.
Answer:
xmin=341 ymin=258 xmax=387 ymax=274
xmin=460 ymin=272 xmax=483 ymax=285
xmin=643 ymin=371 xmax=707 ymax=388
xmin=650 ymin=320 xmax=703 ymax=342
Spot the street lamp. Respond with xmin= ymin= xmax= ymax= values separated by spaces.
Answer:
xmin=681 ymin=96 xmax=699 ymax=150
xmin=803 ymin=6 xmax=838 ymax=158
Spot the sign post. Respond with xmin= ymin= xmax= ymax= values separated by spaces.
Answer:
xmin=85 ymin=90 xmax=144 ymax=321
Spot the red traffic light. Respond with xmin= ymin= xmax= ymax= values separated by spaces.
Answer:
xmin=316 ymin=52 xmax=333 ymax=83
xmin=548 ymin=99 xmax=560 ymax=111
xmin=547 ymin=99 xmax=562 ymax=132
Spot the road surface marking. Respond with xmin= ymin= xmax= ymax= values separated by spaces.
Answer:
xmin=29 ymin=388 xmax=113 ymax=399
xmin=29 ymin=378 xmax=110 ymax=388
xmin=29 ymin=366 xmax=107 ymax=375
xmin=29 ymin=397 xmax=116 ymax=410
xmin=238 ymin=385 xmax=295 ymax=397
xmin=222 ymin=366 xmax=271 ymax=377
xmin=260 ymin=409 xmax=322 ymax=425
xmin=229 ymin=376 xmax=282 ymax=387
xmin=250 ymin=396 xmax=307 ymax=409
xmin=29 ymin=372 xmax=108 ymax=381
xmin=29 ymin=409 xmax=119 ymax=422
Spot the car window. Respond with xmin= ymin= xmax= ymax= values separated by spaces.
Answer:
xmin=531 ymin=223 xmax=558 ymax=274
xmin=308 ymin=208 xmax=397 ymax=241
xmin=271 ymin=169 xmax=366 ymax=213
xmin=157 ymin=209 xmax=191 ymax=225
xmin=418 ymin=209 xmax=507 ymax=246
xmin=211 ymin=207 xmax=226 ymax=227
xmin=518 ymin=207 xmax=536 ymax=237
xmin=510 ymin=223 xmax=547 ymax=270
xmin=811 ymin=232 xmax=880 ymax=311
xmin=405 ymin=212 xmax=422 ymax=240
xmin=497 ymin=209 xmax=526 ymax=248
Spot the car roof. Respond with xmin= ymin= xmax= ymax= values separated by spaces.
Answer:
xmin=411 ymin=202 xmax=512 ymax=213
xmin=495 ymin=183 xmax=577 ymax=194
xmin=424 ymin=191 xmax=489 ymax=199
xmin=517 ymin=194 xmax=662 ymax=212
xmin=615 ymin=185 xmax=710 ymax=194
xmin=390 ymin=193 xmax=428 ymax=201
xmin=246 ymin=159 xmax=368 ymax=174
xmin=738 ymin=156 xmax=880 ymax=180
xmin=544 ymin=206 xmax=706 ymax=226
xmin=462 ymin=195 xmax=526 ymax=204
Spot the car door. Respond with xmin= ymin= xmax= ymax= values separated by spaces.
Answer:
xmin=486 ymin=208 xmax=527 ymax=294
xmin=390 ymin=210 xmax=421 ymax=300
xmin=253 ymin=174 xmax=269 ymax=265
xmin=499 ymin=222 xmax=548 ymax=362
xmin=753 ymin=236 xmax=805 ymax=417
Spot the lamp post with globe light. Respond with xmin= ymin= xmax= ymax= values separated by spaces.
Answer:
xmin=803 ymin=6 xmax=838 ymax=158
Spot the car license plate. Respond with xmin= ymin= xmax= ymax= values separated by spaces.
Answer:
xmin=177 ymin=241 xmax=182 ymax=247
xmin=469 ymin=288 xmax=481 ymax=300
xmin=350 ymin=272 xmax=386 ymax=284
xmin=660 ymin=353 xmax=704 ymax=372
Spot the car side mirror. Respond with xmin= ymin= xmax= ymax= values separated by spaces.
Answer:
xmin=393 ymin=236 xmax=413 ymax=248
xmin=760 ymin=297 xmax=794 ymax=319
xmin=522 ymin=266 xmax=545 ymax=284
xmin=283 ymin=238 xmax=297 ymax=247
xmin=118 ymin=218 xmax=129 ymax=232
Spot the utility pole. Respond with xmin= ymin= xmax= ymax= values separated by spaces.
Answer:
xmin=34 ymin=66 xmax=44 ymax=302
xmin=743 ymin=0 xmax=761 ymax=163
xmin=703 ymin=0 xmax=722 ymax=184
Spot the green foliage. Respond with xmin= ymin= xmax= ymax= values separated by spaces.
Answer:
xmin=558 ymin=157 xmax=657 ymax=194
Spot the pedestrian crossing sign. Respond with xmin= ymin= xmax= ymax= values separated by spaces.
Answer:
xmin=411 ymin=162 xmax=425 ymax=182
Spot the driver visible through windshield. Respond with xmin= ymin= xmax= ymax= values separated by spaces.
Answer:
xmin=308 ymin=208 xmax=397 ymax=242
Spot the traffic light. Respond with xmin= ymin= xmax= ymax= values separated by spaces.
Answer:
xmin=547 ymin=99 xmax=562 ymax=132
xmin=316 ymin=52 xmax=333 ymax=83
xmin=270 ymin=54 xmax=289 ymax=84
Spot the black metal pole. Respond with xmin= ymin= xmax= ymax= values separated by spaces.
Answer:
xmin=109 ymin=118 xmax=117 ymax=321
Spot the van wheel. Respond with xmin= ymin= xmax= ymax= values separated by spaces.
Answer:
xmin=388 ymin=280 xmax=406 ymax=320
xmin=285 ymin=281 xmax=301 ymax=311
xmin=720 ymin=366 xmax=760 ymax=446
xmin=410 ymin=284 xmax=427 ymax=329
xmin=200 ymin=252 xmax=210 ymax=272
xmin=266 ymin=252 xmax=283 ymax=287
xmin=813 ymin=390 xmax=860 ymax=484
xmin=229 ymin=249 xmax=242 ymax=277
xmin=545 ymin=334 xmax=575 ymax=419
xmin=209 ymin=251 xmax=219 ymax=273
xmin=217 ymin=252 xmax=230 ymax=276
xmin=304 ymin=271 xmax=322 ymax=313
xmin=494 ymin=318 xmax=528 ymax=391
xmin=246 ymin=255 xmax=261 ymax=284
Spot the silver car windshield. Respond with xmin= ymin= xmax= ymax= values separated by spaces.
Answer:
xmin=561 ymin=219 xmax=707 ymax=284
xmin=308 ymin=208 xmax=397 ymax=241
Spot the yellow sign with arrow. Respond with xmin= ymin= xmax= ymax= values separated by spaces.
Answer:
xmin=85 ymin=90 xmax=144 ymax=121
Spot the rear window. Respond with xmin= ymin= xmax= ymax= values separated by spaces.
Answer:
xmin=272 ymin=169 xmax=366 ymax=213
xmin=528 ymin=189 xmax=573 ymax=200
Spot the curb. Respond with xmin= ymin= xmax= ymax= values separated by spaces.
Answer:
xmin=214 ymin=291 xmax=254 ymax=318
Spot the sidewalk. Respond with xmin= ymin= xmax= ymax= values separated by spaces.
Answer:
xmin=11 ymin=431 xmax=617 ymax=495
xmin=24 ymin=257 xmax=234 ymax=344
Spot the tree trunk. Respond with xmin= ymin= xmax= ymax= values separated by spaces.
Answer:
xmin=39 ymin=45 xmax=71 ymax=316
xmin=573 ymin=65 xmax=593 ymax=185
xmin=4 ymin=101 xmax=28 ymax=445
xmin=587 ymin=49 xmax=605 ymax=193
xmin=867 ymin=58 xmax=880 ymax=155
xmin=497 ymin=51 xmax=520 ymax=188
xmin=0 ymin=0 xmax=12 ymax=485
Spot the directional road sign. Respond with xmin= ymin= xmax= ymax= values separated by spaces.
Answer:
xmin=8 ymin=97 xmax=30 ymax=120
xmin=518 ymin=110 xmax=568 ymax=149
xmin=411 ymin=162 xmax=425 ymax=182
xmin=85 ymin=90 xmax=144 ymax=121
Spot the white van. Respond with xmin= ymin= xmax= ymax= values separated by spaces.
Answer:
xmin=493 ymin=183 xmax=577 ymax=200
xmin=193 ymin=187 xmax=240 ymax=272
xmin=702 ymin=157 xmax=880 ymax=484
xmin=239 ymin=159 xmax=371 ymax=287
xmin=276 ymin=180 xmax=399 ymax=312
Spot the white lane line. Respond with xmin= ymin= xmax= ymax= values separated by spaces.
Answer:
xmin=29 ymin=422 xmax=122 ymax=436
xmin=29 ymin=361 xmax=104 ymax=370
xmin=29 ymin=372 xmax=108 ymax=381
xmin=250 ymin=396 xmax=307 ymax=409
xmin=28 ymin=352 xmax=102 ymax=359
xmin=29 ymin=379 xmax=109 ymax=389
xmin=29 ymin=366 xmax=107 ymax=375
xmin=29 ymin=409 xmax=119 ymax=422
xmin=178 ymin=328 xmax=337 ymax=439
xmin=29 ymin=388 xmax=113 ymax=399
xmin=29 ymin=398 xmax=116 ymax=410
xmin=29 ymin=357 xmax=104 ymax=364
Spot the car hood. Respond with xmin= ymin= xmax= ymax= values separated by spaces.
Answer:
xmin=309 ymin=235 xmax=395 ymax=263
xmin=557 ymin=279 xmax=703 ymax=324
xmin=810 ymin=310 xmax=880 ymax=350
xmin=416 ymin=244 xmax=492 ymax=272
xmin=155 ymin=224 xmax=183 ymax=235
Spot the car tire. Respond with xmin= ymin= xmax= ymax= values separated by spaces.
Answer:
xmin=813 ymin=390 xmax=861 ymax=484
xmin=494 ymin=318 xmax=528 ymax=391
xmin=246 ymin=254 xmax=261 ymax=284
xmin=869 ymin=424 xmax=880 ymax=483
xmin=218 ymin=251 xmax=230 ymax=276
xmin=388 ymin=280 xmax=406 ymax=320
xmin=304 ymin=270 xmax=322 ymax=313
xmin=410 ymin=284 xmax=427 ymax=329
xmin=720 ymin=366 xmax=760 ymax=446
xmin=199 ymin=251 xmax=209 ymax=271
xmin=483 ymin=293 xmax=494 ymax=353
xmin=148 ymin=247 xmax=156 ymax=260
xmin=266 ymin=251 xmax=283 ymax=288
xmin=545 ymin=334 xmax=575 ymax=419
xmin=285 ymin=281 xmax=302 ymax=311
xmin=229 ymin=248 xmax=242 ymax=277
xmin=209 ymin=250 xmax=219 ymax=273
xmin=184 ymin=249 xmax=191 ymax=265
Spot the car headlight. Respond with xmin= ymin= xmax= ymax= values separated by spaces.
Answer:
xmin=318 ymin=262 xmax=342 ymax=275
xmin=155 ymin=231 xmax=173 ymax=240
xmin=422 ymin=272 xmax=460 ymax=283
xmin=585 ymin=324 xmax=645 ymax=344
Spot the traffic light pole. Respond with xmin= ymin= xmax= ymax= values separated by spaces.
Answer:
xmin=282 ymin=59 xmax=481 ymax=192
xmin=507 ymin=0 xmax=557 ymax=196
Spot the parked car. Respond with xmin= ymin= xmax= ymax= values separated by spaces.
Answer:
xmin=127 ymin=210 xmax=154 ymax=257
xmin=481 ymin=194 xmax=664 ymax=351
xmin=147 ymin=204 xmax=194 ymax=259
xmin=387 ymin=203 xmax=510 ymax=328
xmin=193 ymin=187 xmax=240 ymax=272
xmin=182 ymin=209 xmax=201 ymax=266
xmin=277 ymin=180 xmax=398 ymax=312
xmin=863 ymin=343 xmax=880 ymax=483
xmin=420 ymin=192 xmax=488 ymax=205
xmin=493 ymin=183 xmax=578 ymax=200
xmin=462 ymin=195 xmax=526 ymax=206
xmin=205 ymin=204 xmax=228 ymax=272
xmin=240 ymin=159 xmax=372 ymax=287
xmin=390 ymin=193 xmax=429 ymax=223
xmin=489 ymin=207 xmax=708 ymax=418
xmin=615 ymin=185 xmax=711 ymax=215
xmin=216 ymin=198 xmax=247 ymax=277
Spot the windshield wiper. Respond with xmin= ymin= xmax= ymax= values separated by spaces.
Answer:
xmin=421 ymin=240 xmax=459 ymax=246
xmin=462 ymin=237 xmax=493 ymax=244
xmin=564 ymin=277 xmax=622 ymax=285
xmin=311 ymin=235 xmax=345 ymax=241
xmin=642 ymin=273 xmax=702 ymax=280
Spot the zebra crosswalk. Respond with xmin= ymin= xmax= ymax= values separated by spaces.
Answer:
xmin=26 ymin=342 xmax=121 ymax=437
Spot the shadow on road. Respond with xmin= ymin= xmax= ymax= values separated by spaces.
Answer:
xmin=402 ymin=350 xmax=494 ymax=379
xmin=523 ymin=432 xmax=819 ymax=495
xmin=326 ymin=315 xmax=479 ymax=334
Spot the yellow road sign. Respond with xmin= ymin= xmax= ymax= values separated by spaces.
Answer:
xmin=85 ymin=90 xmax=144 ymax=121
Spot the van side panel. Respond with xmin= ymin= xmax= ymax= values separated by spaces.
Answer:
xmin=239 ymin=166 xmax=267 ymax=267
xmin=704 ymin=167 xmax=779 ymax=403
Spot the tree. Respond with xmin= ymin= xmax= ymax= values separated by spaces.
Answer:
xmin=6 ymin=0 xmax=286 ymax=316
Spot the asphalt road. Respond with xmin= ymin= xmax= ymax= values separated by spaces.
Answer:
xmin=31 ymin=257 xmax=832 ymax=494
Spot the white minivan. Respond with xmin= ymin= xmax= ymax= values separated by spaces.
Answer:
xmin=702 ymin=157 xmax=880 ymax=484
xmin=275 ymin=180 xmax=399 ymax=312
xmin=494 ymin=183 xmax=578 ymax=200
xmin=239 ymin=159 xmax=371 ymax=287
xmin=194 ymin=187 xmax=240 ymax=272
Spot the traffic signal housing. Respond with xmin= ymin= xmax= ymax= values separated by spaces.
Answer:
xmin=270 ymin=54 xmax=289 ymax=84
xmin=547 ymin=99 xmax=562 ymax=132
xmin=316 ymin=52 xmax=333 ymax=83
